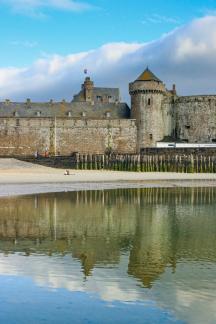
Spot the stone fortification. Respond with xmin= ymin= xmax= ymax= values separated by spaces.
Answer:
xmin=0 ymin=68 xmax=216 ymax=156
xmin=129 ymin=68 xmax=175 ymax=150
xmin=175 ymin=95 xmax=216 ymax=143
xmin=129 ymin=68 xmax=216 ymax=149
xmin=0 ymin=118 xmax=137 ymax=156
xmin=0 ymin=76 xmax=135 ymax=155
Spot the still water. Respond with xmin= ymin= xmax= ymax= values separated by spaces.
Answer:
xmin=0 ymin=188 xmax=215 ymax=324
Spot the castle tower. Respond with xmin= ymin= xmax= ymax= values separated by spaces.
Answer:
xmin=82 ymin=77 xmax=94 ymax=103
xmin=129 ymin=68 xmax=167 ymax=150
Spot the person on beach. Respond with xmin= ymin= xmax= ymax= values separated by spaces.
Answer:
xmin=44 ymin=147 xmax=49 ymax=158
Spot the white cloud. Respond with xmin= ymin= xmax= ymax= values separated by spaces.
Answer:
xmin=0 ymin=253 xmax=145 ymax=303
xmin=0 ymin=0 xmax=93 ymax=16
xmin=142 ymin=14 xmax=181 ymax=25
xmin=1 ymin=16 xmax=216 ymax=102
xmin=0 ymin=253 xmax=216 ymax=324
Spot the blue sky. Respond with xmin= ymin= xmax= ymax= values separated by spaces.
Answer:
xmin=1 ymin=0 xmax=216 ymax=101
xmin=0 ymin=0 xmax=215 ymax=67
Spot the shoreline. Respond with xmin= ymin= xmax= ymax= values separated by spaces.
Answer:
xmin=1 ymin=180 xmax=216 ymax=198
xmin=0 ymin=159 xmax=216 ymax=197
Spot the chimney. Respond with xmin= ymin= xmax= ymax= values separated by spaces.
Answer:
xmin=83 ymin=77 xmax=94 ymax=103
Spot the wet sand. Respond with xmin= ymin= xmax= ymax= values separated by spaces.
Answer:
xmin=0 ymin=158 xmax=216 ymax=197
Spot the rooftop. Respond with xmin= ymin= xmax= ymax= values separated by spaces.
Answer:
xmin=136 ymin=67 xmax=162 ymax=83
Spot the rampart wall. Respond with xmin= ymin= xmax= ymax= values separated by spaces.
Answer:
xmin=175 ymin=96 xmax=216 ymax=143
xmin=0 ymin=118 xmax=137 ymax=155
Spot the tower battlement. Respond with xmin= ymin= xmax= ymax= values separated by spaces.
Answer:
xmin=129 ymin=68 xmax=166 ymax=95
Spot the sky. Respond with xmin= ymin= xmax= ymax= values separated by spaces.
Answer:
xmin=1 ymin=0 xmax=216 ymax=102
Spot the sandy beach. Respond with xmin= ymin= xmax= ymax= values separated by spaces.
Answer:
xmin=0 ymin=158 xmax=216 ymax=197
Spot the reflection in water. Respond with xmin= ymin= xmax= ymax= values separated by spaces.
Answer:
xmin=0 ymin=188 xmax=216 ymax=323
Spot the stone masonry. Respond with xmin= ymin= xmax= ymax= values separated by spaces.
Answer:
xmin=0 ymin=118 xmax=137 ymax=156
xmin=129 ymin=68 xmax=216 ymax=150
xmin=0 ymin=68 xmax=215 ymax=156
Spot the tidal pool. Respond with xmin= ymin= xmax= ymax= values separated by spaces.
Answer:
xmin=0 ymin=188 xmax=215 ymax=323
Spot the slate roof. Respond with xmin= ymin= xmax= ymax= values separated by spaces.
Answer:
xmin=0 ymin=101 xmax=130 ymax=119
xmin=136 ymin=67 xmax=162 ymax=82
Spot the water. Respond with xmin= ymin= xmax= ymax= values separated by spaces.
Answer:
xmin=0 ymin=188 xmax=215 ymax=324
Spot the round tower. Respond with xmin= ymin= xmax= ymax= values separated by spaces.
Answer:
xmin=129 ymin=68 xmax=166 ymax=151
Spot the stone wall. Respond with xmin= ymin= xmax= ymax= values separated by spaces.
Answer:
xmin=175 ymin=96 xmax=216 ymax=143
xmin=161 ymin=98 xmax=175 ymax=139
xmin=0 ymin=117 xmax=137 ymax=156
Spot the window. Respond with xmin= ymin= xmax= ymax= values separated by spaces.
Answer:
xmin=185 ymin=125 xmax=190 ymax=129
xmin=106 ymin=112 xmax=111 ymax=118
xmin=212 ymin=139 xmax=216 ymax=143
xmin=148 ymin=98 xmax=151 ymax=105
xmin=97 ymin=96 xmax=102 ymax=101
xmin=149 ymin=134 xmax=153 ymax=140
xmin=36 ymin=111 xmax=41 ymax=117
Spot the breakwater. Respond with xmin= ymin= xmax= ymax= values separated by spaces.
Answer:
xmin=20 ymin=148 xmax=216 ymax=173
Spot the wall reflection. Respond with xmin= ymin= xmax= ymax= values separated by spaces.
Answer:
xmin=0 ymin=187 xmax=216 ymax=286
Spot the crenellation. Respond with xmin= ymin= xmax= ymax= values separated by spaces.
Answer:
xmin=176 ymin=95 xmax=216 ymax=103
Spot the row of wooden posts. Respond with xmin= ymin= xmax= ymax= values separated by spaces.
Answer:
xmin=73 ymin=153 xmax=216 ymax=173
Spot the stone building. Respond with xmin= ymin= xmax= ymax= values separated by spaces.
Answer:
xmin=0 ymin=68 xmax=215 ymax=155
